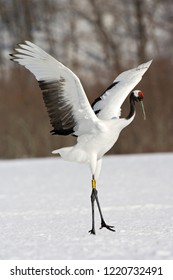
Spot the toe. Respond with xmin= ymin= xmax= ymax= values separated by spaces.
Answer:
xmin=89 ymin=229 xmax=96 ymax=235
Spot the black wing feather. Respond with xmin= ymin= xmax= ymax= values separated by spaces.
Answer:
xmin=39 ymin=78 xmax=76 ymax=135
xmin=91 ymin=81 xmax=119 ymax=115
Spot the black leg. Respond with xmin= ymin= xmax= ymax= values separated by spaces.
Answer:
xmin=88 ymin=188 xmax=96 ymax=235
xmin=94 ymin=189 xmax=115 ymax=232
xmin=88 ymin=177 xmax=115 ymax=234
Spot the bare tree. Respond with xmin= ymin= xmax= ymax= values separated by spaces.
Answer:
xmin=0 ymin=0 xmax=173 ymax=158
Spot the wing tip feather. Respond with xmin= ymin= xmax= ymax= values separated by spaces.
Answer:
xmin=138 ymin=59 xmax=153 ymax=70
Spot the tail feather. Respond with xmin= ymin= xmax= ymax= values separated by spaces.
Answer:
xmin=52 ymin=147 xmax=88 ymax=163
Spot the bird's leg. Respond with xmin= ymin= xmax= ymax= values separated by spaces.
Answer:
xmin=95 ymin=190 xmax=115 ymax=232
xmin=88 ymin=184 xmax=96 ymax=235
xmin=89 ymin=176 xmax=115 ymax=233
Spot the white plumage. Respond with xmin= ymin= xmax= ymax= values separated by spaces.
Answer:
xmin=11 ymin=41 xmax=152 ymax=234
xmin=93 ymin=60 xmax=152 ymax=119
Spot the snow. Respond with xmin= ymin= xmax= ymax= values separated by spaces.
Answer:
xmin=0 ymin=153 xmax=173 ymax=260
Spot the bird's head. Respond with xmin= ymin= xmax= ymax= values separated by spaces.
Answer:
xmin=132 ymin=90 xmax=146 ymax=120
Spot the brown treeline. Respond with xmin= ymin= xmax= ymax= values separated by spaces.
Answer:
xmin=0 ymin=0 xmax=172 ymax=158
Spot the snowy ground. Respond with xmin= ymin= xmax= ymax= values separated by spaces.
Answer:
xmin=0 ymin=153 xmax=173 ymax=260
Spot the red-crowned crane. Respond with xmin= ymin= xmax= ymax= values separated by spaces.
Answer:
xmin=10 ymin=41 xmax=152 ymax=235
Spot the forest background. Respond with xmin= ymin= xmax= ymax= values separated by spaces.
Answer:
xmin=0 ymin=0 xmax=172 ymax=158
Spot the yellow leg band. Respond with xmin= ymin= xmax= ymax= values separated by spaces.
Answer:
xmin=92 ymin=179 xmax=96 ymax=189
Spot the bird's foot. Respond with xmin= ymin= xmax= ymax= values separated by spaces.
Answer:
xmin=100 ymin=220 xmax=115 ymax=232
xmin=88 ymin=228 xmax=96 ymax=235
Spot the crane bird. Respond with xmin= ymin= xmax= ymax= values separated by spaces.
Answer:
xmin=10 ymin=41 xmax=152 ymax=235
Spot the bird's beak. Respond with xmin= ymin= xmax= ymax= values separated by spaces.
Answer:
xmin=140 ymin=100 xmax=146 ymax=120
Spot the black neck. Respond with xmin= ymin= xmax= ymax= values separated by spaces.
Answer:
xmin=126 ymin=93 xmax=136 ymax=120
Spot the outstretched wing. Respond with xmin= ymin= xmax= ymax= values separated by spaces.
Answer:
xmin=10 ymin=41 xmax=98 ymax=135
xmin=92 ymin=60 xmax=152 ymax=120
